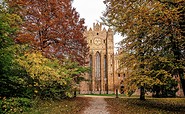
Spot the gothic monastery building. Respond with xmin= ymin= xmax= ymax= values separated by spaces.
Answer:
xmin=79 ymin=23 xmax=123 ymax=94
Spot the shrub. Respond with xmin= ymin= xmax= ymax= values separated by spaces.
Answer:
xmin=0 ymin=97 xmax=32 ymax=114
xmin=16 ymin=51 xmax=88 ymax=100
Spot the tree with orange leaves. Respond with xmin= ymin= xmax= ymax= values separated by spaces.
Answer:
xmin=7 ymin=0 xmax=89 ymax=65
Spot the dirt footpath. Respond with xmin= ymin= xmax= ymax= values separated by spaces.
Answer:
xmin=83 ymin=97 xmax=110 ymax=114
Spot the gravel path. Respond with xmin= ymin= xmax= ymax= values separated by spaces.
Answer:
xmin=83 ymin=97 xmax=110 ymax=114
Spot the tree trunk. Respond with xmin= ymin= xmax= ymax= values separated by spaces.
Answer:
xmin=169 ymin=34 xmax=185 ymax=96
xmin=140 ymin=86 xmax=145 ymax=100
xmin=179 ymin=69 xmax=185 ymax=96
xmin=116 ymin=89 xmax=119 ymax=98
xmin=74 ymin=90 xmax=77 ymax=97
xmin=155 ymin=86 xmax=160 ymax=98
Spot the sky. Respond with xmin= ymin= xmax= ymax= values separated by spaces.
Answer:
xmin=72 ymin=0 xmax=105 ymax=28
xmin=72 ymin=0 xmax=123 ymax=52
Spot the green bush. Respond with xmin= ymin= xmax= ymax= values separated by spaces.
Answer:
xmin=0 ymin=97 xmax=32 ymax=114
xmin=16 ymin=52 xmax=89 ymax=100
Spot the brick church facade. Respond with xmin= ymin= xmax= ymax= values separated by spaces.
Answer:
xmin=79 ymin=23 xmax=122 ymax=94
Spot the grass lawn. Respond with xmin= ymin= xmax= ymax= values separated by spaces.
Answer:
xmin=24 ymin=97 xmax=90 ymax=114
xmin=105 ymin=98 xmax=185 ymax=114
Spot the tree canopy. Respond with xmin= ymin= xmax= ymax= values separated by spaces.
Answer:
xmin=7 ymin=0 xmax=89 ymax=65
xmin=103 ymin=0 xmax=185 ymax=99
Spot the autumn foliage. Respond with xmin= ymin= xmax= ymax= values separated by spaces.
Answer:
xmin=8 ymin=0 xmax=89 ymax=65
xmin=103 ymin=0 xmax=185 ymax=99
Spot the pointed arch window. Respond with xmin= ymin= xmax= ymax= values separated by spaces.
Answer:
xmin=89 ymin=55 xmax=93 ymax=92
xmin=104 ymin=55 xmax=107 ymax=79
xmin=95 ymin=52 xmax=101 ymax=80
xmin=89 ymin=55 xmax=92 ymax=79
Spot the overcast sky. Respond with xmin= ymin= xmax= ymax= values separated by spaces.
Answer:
xmin=72 ymin=0 xmax=105 ymax=28
xmin=72 ymin=0 xmax=123 ymax=52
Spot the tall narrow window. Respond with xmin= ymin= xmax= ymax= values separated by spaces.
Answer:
xmin=89 ymin=55 xmax=92 ymax=79
xmin=104 ymin=55 xmax=107 ymax=79
xmin=95 ymin=52 xmax=101 ymax=91
xmin=89 ymin=55 xmax=93 ymax=92
xmin=96 ymin=52 xmax=101 ymax=80
xmin=104 ymin=55 xmax=108 ymax=92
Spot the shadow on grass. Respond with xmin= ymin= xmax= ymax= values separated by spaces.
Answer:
xmin=106 ymin=98 xmax=185 ymax=114
xmin=130 ymin=98 xmax=185 ymax=113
